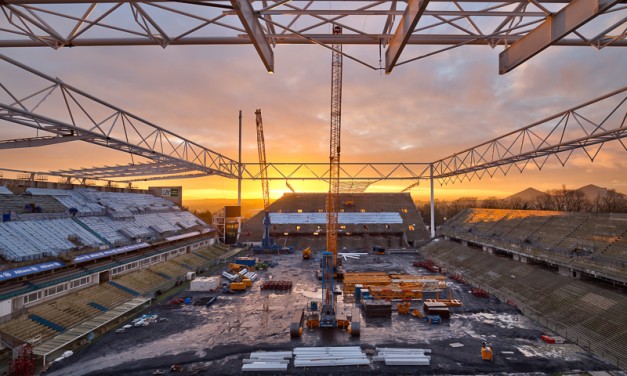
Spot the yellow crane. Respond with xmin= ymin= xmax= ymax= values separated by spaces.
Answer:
xmin=255 ymin=109 xmax=272 ymax=249
xmin=320 ymin=25 xmax=343 ymax=329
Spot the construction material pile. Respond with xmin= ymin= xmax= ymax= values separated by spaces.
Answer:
xmin=242 ymin=351 xmax=291 ymax=372
xmin=373 ymin=347 xmax=432 ymax=366
xmin=293 ymin=347 xmax=369 ymax=367
xmin=362 ymin=301 xmax=392 ymax=317
xmin=260 ymin=280 xmax=292 ymax=291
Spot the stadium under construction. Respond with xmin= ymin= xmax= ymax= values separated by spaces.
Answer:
xmin=0 ymin=0 xmax=626 ymax=374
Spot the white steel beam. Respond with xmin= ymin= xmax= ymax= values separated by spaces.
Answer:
xmin=230 ymin=0 xmax=274 ymax=73
xmin=499 ymin=0 xmax=622 ymax=73
xmin=385 ymin=0 xmax=430 ymax=73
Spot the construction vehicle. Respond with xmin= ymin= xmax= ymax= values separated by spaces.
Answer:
xmin=290 ymin=308 xmax=305 ymax=337
xmin=372 ymin=246 xmax=385 ymax=255
xmin=481 ymin=341 xmax=494 ymax=361
xmin=302 ymin=247 xmax=312 ymax=260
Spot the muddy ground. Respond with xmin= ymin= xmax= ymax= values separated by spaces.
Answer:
xmin=45 ymin=249 xmax=619 ymax=375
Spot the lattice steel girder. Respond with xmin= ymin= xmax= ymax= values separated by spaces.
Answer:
xmin=431 ymin=86 xmax=627 ymax=179
xmin=239 ymin=87 xmax=626 ymax=181
xmin=0 ymin=166 xmax=122 ymax=184
xmin=230 ymin=0 xmax=274 ymax=73
xmin=0 ymin=135 xmax=90 ymax=149
xmin=0 ymin=54 xmax=239 ymax=179
xmin=0 ymin=0 xmax=624 ymax=72
xmin=499 ymin=0 xmax=623 ymax=73
xmin=240 ymin=162 xmax=432 ymax=180
xmin=385 ymin=0 xmax=430 ymax=73
xmin=50 ymin=162 xmax=199 ymax=179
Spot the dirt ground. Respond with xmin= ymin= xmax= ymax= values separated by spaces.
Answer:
xmin=44 ymin=249 xmax=619 ymax=376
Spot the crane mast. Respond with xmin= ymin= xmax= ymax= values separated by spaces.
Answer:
xmin=321 ymin=25 xmax=343 ymax=328
xmin=255 ymin=109 xmax=272 ymax=248
xmin=326 ymin=25 xmax=343 ymax=267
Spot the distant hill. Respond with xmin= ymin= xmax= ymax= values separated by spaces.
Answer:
xmin=576 ymin=184 xmax=612 ymax=202
xmin=504 ymin=187 xmax=547 ymax=202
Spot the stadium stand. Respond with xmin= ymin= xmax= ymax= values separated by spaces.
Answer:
xmin=239 ymin=192 xmax=430 ymax=249
xmin=438 ymin=209 xmax=627 ymax=285
xmin=0 ymin=242 xmax=230 ymax=365
xmin=0 ymin=188 xmax=211 ymax=262
xmin=420 ymin=239 xmax=627 ymax=368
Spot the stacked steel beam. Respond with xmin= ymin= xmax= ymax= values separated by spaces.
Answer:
xmin=373 ymin=347 xmax=432 ymax=366
xmin=242 ymin=351 xmax=291 ymax=372
xmin=293 ymin=347 xmax=369 ymax=367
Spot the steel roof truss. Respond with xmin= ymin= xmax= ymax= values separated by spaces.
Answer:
xmin=499 ymin=0 xmax=622 ymax=73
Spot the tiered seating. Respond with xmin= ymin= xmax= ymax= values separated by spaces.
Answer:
xmin=421 ymin=239 xmax=627 ymax=367
xmin=535 ymin=216 xmax=585 ymax=250
xmin=565 ymin=217 xmax=625 ymax=251
xmin=0 ymin=316 xmax=58 ymax=343
xmin=149 ymin=262 xmax=190 ymax=279
xmin=172 ymin=252 xmax=212 ymax=268
xmin=29 ymin=294 xmax=102 ymax=330
xmin=113 ymin=269 xmax=170 ymax=294
xmin=0 ymin=282 xmax=136 ymax=344
xmin=438 ymin=209 xmax=627 ymax=279
xmin=26 ymin=188 xmax=104 ymax=215
xmin=0 ymin=218 xmax=106 ymax=261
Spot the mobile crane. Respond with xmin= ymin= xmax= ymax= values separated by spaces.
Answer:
xmin=253 ymin=110 xmax=293 ymax=254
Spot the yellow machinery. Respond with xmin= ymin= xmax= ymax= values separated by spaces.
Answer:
xmin=228 ymin=263 xmax=242 ymax=273
xmin=397 ymin=302 xmax=411 ymax=315
xmin=411 ymin=309 xmax=424 ymax=318
xmin=230 ymin=282 xmax=247 ymax=291
xmin=481 ymin=341 xmax=494 ymax=361
xmin=302 ymin=247 xmax=312 ymax=260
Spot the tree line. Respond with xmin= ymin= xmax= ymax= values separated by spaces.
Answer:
xmin=418 ymin=186 xmax=627 ymax=227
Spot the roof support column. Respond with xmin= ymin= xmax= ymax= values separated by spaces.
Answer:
xmin=430 ymin=163 xmax=435 ymax=239
xmin=499 ymin=0 xmax=620 ymax=73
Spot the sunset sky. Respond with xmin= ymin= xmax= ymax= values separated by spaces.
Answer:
xmin=0 ymin=21 xmax=625 ymax=205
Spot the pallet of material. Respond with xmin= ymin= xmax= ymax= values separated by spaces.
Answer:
xmin=363 ymin=301 xmax=392 ymax=317
xmin=423 ymin=301 xmax=450 ymax=318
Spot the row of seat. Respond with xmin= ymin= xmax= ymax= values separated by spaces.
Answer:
xmin=422 ymin=239 xmax=627 ymax=367
xmin=0 ymin=245 xmax=229 ymax=344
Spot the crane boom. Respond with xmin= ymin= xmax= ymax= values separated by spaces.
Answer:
xmin=255 ymin=109 xmax=272 ymax=248
xmin=326 ymin=25 xmax=343 ymax=267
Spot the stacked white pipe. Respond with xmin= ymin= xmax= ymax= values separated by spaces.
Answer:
xmin=373 ymin=347 xmax=432 ymax=365
xmin=242 ymin=351 xmax=292 ymax=372
xmin=293 ymin=346 xmax=370 ymax=367
xmin=244 ymin=271 xmax=257 ymax=281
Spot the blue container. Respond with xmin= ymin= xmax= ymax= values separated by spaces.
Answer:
xmin=2 ymin=213 xmax=9 ymax=222
xmin=310 ymin=301 xmax=318 ymax=311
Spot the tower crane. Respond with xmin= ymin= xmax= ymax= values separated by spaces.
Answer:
xmin=320 ymin=25 xmax=344 ymax=329
xmin=301 ymin=26 xmax=359 ymax=336
xmin=255 ymin=109 xmax=272 ymax=249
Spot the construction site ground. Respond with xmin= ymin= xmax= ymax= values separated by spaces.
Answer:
xmin=45 ymin=249 xmax=619 ymax=376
